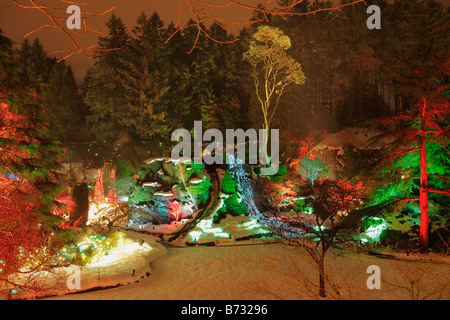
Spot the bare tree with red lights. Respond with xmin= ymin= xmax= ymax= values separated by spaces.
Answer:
xmin=264 ymin=173 xmax=369 ymax=297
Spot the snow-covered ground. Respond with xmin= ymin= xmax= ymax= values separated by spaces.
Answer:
xmin=2 ymin=234 xmax=167 ymax=300
xmin=48 ymin=243 xmax=450 ymax=300
xmin=128 ymin=218 xmax=191 ymax=235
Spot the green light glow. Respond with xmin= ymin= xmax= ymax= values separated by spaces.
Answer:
xmin=188 ymin=218 xmax=231 ymax=242
xmin=237 ymin=219 xmax=271 ymax=234
xmin=363 ymin=217 xmax=387 ymax=242
xmin=312 ymin=225 xmax=327 ymax=232
xmin=198 ymin=219 xmax=230 ymax=237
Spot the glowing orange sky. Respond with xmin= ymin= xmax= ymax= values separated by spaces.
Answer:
xmin=0 ymin=0 xmax=265 ymax=80
xmin=0 ymin=0 xmax=448 ymax=81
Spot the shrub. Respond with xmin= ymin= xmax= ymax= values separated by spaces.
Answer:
xmin=187 ymin=176 xmax=212 ymax=207
xmin=221 ymin=169 xmax=236 ymax=194
xmin=129 ymin=186 xmax=154 ymax=207
xmin=60 ymin=231 xmax=127 ymax=266
xmin=224 ymin=193 xmax=248 ymax=216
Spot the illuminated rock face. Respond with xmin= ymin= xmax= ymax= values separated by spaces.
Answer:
xmin=128 ymin=205 xmax=161 ymax=225
xmin=128 ymin=200 xmax=195 ymax=226
xmin=128 ymin=197 xmax=171 ymax=225
xmin=127 ymin=158 xmax=204 ymax=226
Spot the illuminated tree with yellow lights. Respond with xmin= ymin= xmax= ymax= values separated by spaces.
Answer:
xmin=244 ymin=25 xmax=305 ymax=162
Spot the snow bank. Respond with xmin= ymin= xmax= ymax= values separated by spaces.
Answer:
xmin=129 ymin=218 xmax=191 ymax=235
xmin=142 ymin=182 xmax=159 ymax=188
xmin=144 ymin=157 xmax=167 ymax=165
xmin=188 ymin=178 xmax=204 ymax=185
xmin=315 ymin=126 xmax=394 ymax=153
xmin=13 ymin=235 xmax=167 ymax=299
xmin=153 ymin=192 xmax=174 ymax=197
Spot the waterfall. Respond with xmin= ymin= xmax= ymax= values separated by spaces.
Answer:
xmin=227 ymin=155 xmax=306 ymax=238
xmin=227 ymin=154 xmax=260 ymax=217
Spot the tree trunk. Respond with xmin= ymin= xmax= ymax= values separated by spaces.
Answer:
xmin=318 ymin=246 xmax=326 ymax=297
xmin=419 ymin=102 xmax=429 ymax=252
xmin=71 ymin=182 xmax=89 ymax=226
xmin=261 ymin=114 xmax=270 ymax=166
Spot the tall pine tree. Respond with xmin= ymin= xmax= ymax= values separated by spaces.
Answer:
xmin=86 ymin=13 xmax=130 ymax=142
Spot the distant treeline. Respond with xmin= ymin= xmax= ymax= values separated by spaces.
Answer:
xmin=12 ymin=0 xmax=448 ymax=150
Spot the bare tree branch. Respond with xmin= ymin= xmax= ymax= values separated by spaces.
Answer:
xmin=10 ymin=0 xmax=115 ymax=61
xmin=10 ymin=0 xmax=364 ymax=58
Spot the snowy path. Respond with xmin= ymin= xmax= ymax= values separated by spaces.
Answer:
xmin=49 ymin=243 xmax=450 ymax=300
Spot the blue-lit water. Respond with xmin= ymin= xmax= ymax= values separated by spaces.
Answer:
xmin=227 ymin=155 xmax=305 ymax=238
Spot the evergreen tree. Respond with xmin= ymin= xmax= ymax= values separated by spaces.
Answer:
xmin=371 ymin=91 xmax=449 ymax=252
xmin=78 ymin=68 xmax=94 ymax=130
xmin=181 ymin=21 xmax=247 ymax=132
xmin=16 ymin=37 xmax=55 ymax=86
xmin=221 ymin=169 xmax=237 ymax=194
xmin=86 ymin=13 xmax=130 ymax=142
xmin=207 ymin=23 xmax=246 ymax=130
xmin=181 ymin=20 xmax=216 ymax=130
xmin=367 ymin=0 xmax=449 ymax=252
xmin=117 ymin=11 xmax=170 ymax=140
xmin=0 ymin=29 xmax=68 ymax=294
xmin=97 ymin=13 xmax=130 ymax=68
xmin=374 ymin=0 xmax=448 ymax=113
xmin=41 ymin=61 xmax=80 ymax=142
xmin=163 ymin=22 xmax=190 ymax=129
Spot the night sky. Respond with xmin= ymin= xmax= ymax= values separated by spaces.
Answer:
xmin=0 ymin=0 xmax=449 ymax=81
xmin=0 ymin=0 xmax=261 ymax=81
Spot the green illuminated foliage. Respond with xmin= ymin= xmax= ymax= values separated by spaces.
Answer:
xmin=361 ymin=217 xmax=387 ymax=243
xmin=187 ymin=176 xmax=212 ymax=206
xmin=61 ymin=231 xmax=126 ymax=266
xmin=296 ymin=155 xmax=330 ymax=187
xmin=221 ymin=169 xmax=237 ymax=194
xmin=129 ymin=185 xmax=154 ymax=207
xmin=113 ymin=158 xmax=138 ymax=197
xmin=223 ymin=192 xmax=247 ymax=217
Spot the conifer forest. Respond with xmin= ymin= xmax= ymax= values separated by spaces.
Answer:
xmin=0 ymin=0 xmax=449 ymax=305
